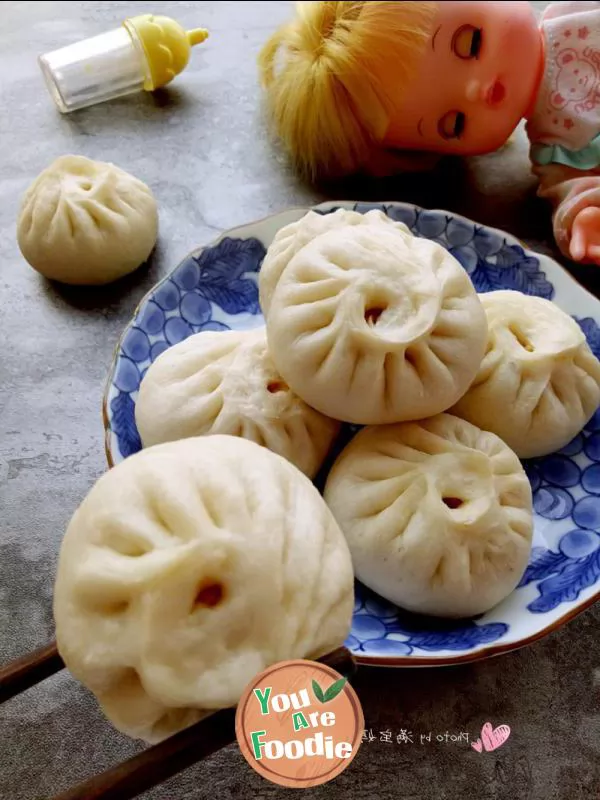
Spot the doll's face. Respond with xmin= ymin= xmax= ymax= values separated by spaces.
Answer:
xmin=383 ymin=1 xmax=543 ymax=155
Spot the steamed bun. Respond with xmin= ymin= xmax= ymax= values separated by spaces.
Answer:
xmin=452 ymin=291 xmax=600 ymax=458
xmin=17 ymin=155 xmax=158 ymax=285
xmin=259 ymin=207 xmax=411 ymax=315
xmin=265 ymin=224 xmax=488 ymax=424
xmin=135 ymin=327 xmax=340 ymax=478
xmin=324 ymin=414 xmax=533 ymax=618
xmin=54 ymin=436 xmax=354 ymax=742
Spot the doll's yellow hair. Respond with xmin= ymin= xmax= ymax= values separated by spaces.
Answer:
xmin=259 ymin=1 xmax=436 ymax=178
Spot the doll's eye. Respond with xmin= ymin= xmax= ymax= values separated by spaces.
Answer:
xmin=452 ymin=25 xmax=483 ymax=59
xmin=438 ymin=111 xmax=465 ymax=140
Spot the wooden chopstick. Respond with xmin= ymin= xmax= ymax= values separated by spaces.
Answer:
xmin=0 ymin=641 xmax=64 ymax=704
xmin=52 ymin=706 xmax=238 ymax=800
xmin=0 ymin=643 xmax=356 ymax=800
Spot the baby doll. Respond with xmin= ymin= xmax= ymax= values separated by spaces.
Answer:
xmin=259 ymin=1 xmax=600 ymax=266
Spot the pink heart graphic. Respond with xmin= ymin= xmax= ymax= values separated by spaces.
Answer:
xmin=481 ymin=722 xmax=511 ymax=752
xmin=471 ymin=738 xmax=483 ymax=753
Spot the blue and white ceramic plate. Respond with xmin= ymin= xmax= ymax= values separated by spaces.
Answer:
xmin=104 ymin=201 xmax=600 ymax=667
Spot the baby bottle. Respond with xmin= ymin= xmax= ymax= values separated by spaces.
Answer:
xmin=39 ymin=14 xmax=209 ymax=113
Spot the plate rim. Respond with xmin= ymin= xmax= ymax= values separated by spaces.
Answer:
xmin=102 ymin=200 xmax=600 ymax=667
xmin=352 ymin=590 xmax=599 ymax=667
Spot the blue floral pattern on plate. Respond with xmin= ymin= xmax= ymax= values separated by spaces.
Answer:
xmin=104 ymin=202 xmax=600 ymax=666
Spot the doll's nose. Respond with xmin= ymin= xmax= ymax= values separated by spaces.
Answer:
xmin=465 ymin=78 xmax=506 ymax=107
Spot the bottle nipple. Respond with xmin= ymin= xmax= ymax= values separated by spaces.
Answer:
xmin=124 ymin=14 xmax=209 ymax=91
xmin=188 ymin=29 xmax=209 ymax=46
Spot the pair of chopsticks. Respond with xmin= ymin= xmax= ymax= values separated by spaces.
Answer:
xmin=0 ymin=642 xmax=357 ymax=800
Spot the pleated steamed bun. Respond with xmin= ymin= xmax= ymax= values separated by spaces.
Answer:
xmin=135 ymin=327 xmax=340 ymax=478
xmin=324 ymin=414 xmax=533 ymax=618
xmin=17 ymin=155 xmax=158 ymax=285
xmin=265 ymin=224 xmax=488 ymax=424
xmin=259 ymin=207 xmax=412 ymax=315
xmin=54 ymin=436 xmax=354 ymax=743
xmin=452 ymin=291 xmax=600 ymax=458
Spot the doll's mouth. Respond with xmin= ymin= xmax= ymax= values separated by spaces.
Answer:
xmin=487 ymin=81 xmax=506 ymax=106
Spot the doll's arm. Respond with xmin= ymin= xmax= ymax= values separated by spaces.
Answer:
xmin=533 ymin=162 xmax=600 ymax=264
xmin=541 ymin=1 xmax=600 ymax=22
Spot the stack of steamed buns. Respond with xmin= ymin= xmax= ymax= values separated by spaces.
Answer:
xmin=54 ymin=208 xmax=600 ymax=742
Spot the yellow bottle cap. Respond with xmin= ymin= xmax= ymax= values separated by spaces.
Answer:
xmin=124 ymin=14 xmax=209 ymax=91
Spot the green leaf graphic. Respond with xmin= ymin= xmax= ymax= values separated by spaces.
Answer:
xmin=312 ymin=679 xmax=325 ymax=703
xmin=323 ymin=677 xmax=347 ymax=702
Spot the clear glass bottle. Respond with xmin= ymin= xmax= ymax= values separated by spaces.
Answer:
xmin=39 ymin=14 xmax=209 ymax=113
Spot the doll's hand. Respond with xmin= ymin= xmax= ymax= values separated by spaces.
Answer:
xmin=570 ymin=207 xmax=600 ymax=264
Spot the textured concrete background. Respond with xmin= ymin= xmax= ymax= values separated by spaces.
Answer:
xmin=0 ymin=2 xmax=598 ymax=799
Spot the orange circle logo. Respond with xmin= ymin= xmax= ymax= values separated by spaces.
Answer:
xmin=235 ymin=659 xmax=364 ymax=788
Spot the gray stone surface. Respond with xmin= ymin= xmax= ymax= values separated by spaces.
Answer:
xmin=0 ymin=1 xmax=598 ymax=799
